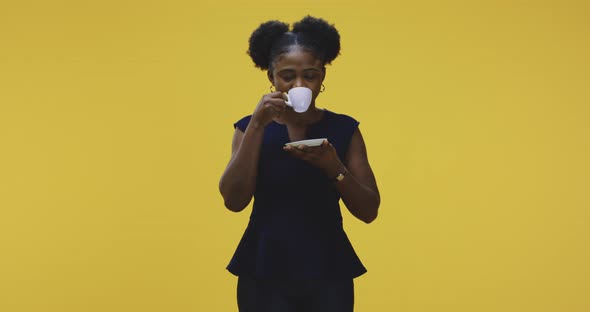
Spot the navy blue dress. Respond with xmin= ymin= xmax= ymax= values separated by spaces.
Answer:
xmin=227 ymin=110 xmax=367 ymax=280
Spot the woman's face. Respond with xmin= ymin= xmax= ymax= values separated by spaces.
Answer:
xmin=268 ymin=46 xmax=325 ymax=104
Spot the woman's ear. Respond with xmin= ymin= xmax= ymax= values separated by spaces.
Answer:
xmin=322 ymin=67 xmax=327 ymax=81
xmin=267 ymin=70 xmax=274 ymax=85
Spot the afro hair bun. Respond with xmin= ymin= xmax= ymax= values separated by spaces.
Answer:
xmin=247 ymin=20 xmax=289 ymax=70
xmin=292 ymin=16 xmax=340 ymax=65
xmin=247 ymin=16 xmax=341 ymax=70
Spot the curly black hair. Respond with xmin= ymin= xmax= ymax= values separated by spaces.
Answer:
xmin=247 ymin=16 xmax=341 ymax=71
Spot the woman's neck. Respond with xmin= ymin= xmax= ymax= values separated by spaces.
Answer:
xmin=286 ymin=105 xmax=324 ymax=126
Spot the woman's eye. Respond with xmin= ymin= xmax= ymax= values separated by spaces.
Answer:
xmin=304 ymin=74 xmax=317 ymax=80
xmin=281 ymin=75 xmax=294 ymax=81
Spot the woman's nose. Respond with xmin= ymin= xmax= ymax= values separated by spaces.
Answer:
xmin=293 ymin=77 xmax=305 ymax=88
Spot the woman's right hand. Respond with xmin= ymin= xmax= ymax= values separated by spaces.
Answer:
xmin=250 ymin=91 xmax=288 ymax=128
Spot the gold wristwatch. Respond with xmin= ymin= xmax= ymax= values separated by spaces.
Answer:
xmin=333 ymin=171 xmax=346 ymax=182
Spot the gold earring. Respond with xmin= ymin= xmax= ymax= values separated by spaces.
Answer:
xmin=320 ymin=84 xmax=326 ymax=93
xmin=270 ymin=85 xmax=276 ymax=92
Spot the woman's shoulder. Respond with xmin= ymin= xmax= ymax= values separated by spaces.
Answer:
xmin=233 ymin=115 xmax=253 ymax=132
xmin=323 ymin=109 xmax=359 ymax=127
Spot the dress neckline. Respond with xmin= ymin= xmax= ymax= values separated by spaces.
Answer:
xmin=272 ymin=108 xmax=330 ymax=128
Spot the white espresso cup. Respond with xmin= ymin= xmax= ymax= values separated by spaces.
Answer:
xmin=284 ymin=87 xmax=313 ymax=113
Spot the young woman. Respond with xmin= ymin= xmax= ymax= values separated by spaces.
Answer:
xmin=219 ymin=15 xmax=380 ymax=312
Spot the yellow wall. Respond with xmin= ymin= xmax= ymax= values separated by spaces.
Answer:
xmin=1 ymin=0 xmax=588 ymax=311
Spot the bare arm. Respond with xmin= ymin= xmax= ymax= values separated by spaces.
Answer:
xmin=218 ymin=125 xmax=264 ymax=212
xmin=218 ymin=92 xmax=287 ymax=212
xmin=283 ymin=128 xmax=380 ymax=223
xmin=333 ymin=128 xmax=380 ymax=223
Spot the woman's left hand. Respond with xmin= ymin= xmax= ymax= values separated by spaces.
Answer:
xmin=283 ymin=140 xmax=344 ymax=177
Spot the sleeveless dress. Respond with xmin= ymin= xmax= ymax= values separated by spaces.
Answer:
xmin=227 ymin=109 xmax=367 ymax=280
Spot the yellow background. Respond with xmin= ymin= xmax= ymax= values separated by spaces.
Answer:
xmin=1 ymin=0 xmax=589 ymax=311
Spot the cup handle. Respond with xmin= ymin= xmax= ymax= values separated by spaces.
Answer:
xmin=284 ymin=93 xmax=292 ymax=107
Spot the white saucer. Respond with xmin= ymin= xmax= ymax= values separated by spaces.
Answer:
xmin=285 ymin=138 xmax=327 ymax=147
